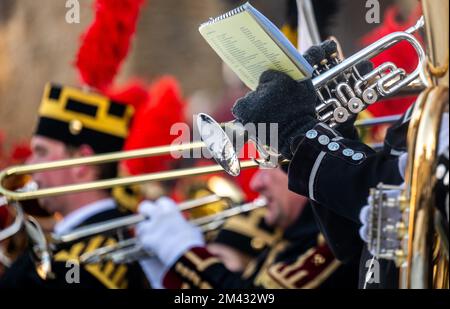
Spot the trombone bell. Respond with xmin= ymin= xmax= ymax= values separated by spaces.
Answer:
xmin=196 ymin=113 xmax=242 ymax=177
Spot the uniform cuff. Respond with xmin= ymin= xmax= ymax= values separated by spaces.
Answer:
xmin=288 ymin=123 xmax=367 ymax=201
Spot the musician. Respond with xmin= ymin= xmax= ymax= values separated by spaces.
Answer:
xmin=228 ymin=31 xmax=450 ymax=288
xmin=0 ymin=83 xmax=147 ymax=288
xmin=207 ymin=207 xmax=280 ymax=272
xmin=137 ymin=167 xmax=359 ymax=289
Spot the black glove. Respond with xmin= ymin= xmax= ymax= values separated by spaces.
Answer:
xmin=232 ymin=70 xmax=320 ymax=160
xmin=232 ymin=41 xmax=376 ymax=159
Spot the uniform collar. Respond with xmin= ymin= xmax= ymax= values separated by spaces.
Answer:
xmin=53 ymin=198 xmax=116 ymax=236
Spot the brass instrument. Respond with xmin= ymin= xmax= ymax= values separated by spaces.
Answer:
xmin=0 ymin=116 xmax=397 ymax=203
xmin=0 ymin=142 xmax=260 ymax=202
xmin=0 ymin=19 xmax=424 ymax=279
xmin=196 ymin=18 xmax=426 ymax=176
xmin=77 ymin=197 xmax=267 ymax=265
xmin=367 ymin=0 xmax=449 ymax=289
xmin=0 ymin=202 xmax=24 ymax=242
xmin=52 ymin=193 xmax=229 ymax=245
xmin=0 ymin=202 xmax=53 ymax=280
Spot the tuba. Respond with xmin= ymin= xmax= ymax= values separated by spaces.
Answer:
xmin=368 ymin=0 xmax=449 ymax=289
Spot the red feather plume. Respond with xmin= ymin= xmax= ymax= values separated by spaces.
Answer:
xmin=123 ymin=76 xmax=187 ymax=175
xmin=104 ymin=80 xmax=149 ymax=112
xmin=75 ymin=0 xmax=145 ymax=91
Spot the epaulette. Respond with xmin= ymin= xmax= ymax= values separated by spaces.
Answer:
xmin=254 ymin=235 xmax=341 ymax=289
xmin=53 ymin=235 xmax=130 ymax=289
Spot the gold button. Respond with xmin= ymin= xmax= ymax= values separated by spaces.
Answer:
xmin=313 ymin=254 xmax=326 ymax=266
xmin=251 ymin=238 xmax=265 ymax=250
xmin=69 ymin=119 xmax=83 ymax=135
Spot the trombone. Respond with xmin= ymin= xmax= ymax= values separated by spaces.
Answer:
xmin=0 ymin=115 xmax=402 ymax=203
xmin=0 ymin=115 xmax=401 ymax=274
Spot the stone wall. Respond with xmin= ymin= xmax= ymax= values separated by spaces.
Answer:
xmin=0 ymin=0 xmax=402 ymax=146
xmin=0 ymin=0 xmax=287 ymax=145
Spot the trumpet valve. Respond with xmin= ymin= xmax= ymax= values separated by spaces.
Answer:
xmin=362 ymin=88 xmax=378 ymax=105
xmin=347 ymin=97 xmax=365 ymax=114
xmin=333 ymin=107 xmax=350 ymax=123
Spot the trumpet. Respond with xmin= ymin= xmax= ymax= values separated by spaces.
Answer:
xmin=196 ymin=17 xmax=426 ymax=176
xmin=78 ymin=197 xmax=267 ymax=265
xmin=52 ymin=193 xmax=229 ymax=245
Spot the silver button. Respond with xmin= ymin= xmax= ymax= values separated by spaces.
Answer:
xmin=306 ymin=129 xmax=318 ymax=139
xmin=352 ymin=153 xmax=364 ymax=161
xmin=328 ymin=142 xmax=340 ymax=151
xmin=318 ymin=135 xmax=330 ymax=145
xmin=343 ymin=149 xmax=354 ymax=157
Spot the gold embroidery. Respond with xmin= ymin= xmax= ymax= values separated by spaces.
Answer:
xmin=40 ymin=83 xmax=134 ymax=138
xmin=53 ymin=236 xmax=129 ymax=289
xmin=174 ymin=262 xmax=212 ymax=289
xmin=313 ymin=254 xmax=326 ymax=266
xmin=253 ymin=240 xmax=289 ymax=286
xmin=250 ymin=237 xmax=266 ymax=250
xmin=301 ymin=259 xmax=342 ymax=289
xmin=278 ymin=248 xmax=315 ymax=277
xmin=184 ymin=251 xmax=221 ymax=272
xmin=256 ymin=244 xmax=341 ymax=289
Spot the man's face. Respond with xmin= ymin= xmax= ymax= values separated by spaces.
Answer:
xmin=249 ymin=168 xmax=308 ymax=229
xmin=27 ymin=136 xmax=75 ymax=214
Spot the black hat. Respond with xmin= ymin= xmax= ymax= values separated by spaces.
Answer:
xmin=35 ymin=83 xmax=134 ymax=154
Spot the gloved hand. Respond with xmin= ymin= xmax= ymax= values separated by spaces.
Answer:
xmin=232 ymin=41 xmax=375 ymax=159
xmin=232 ymin=70 xmax=320 ymax=159
xmin=136 ymin=197 xmax=205 ymax=269
xmin=139 ymin=257 xmax=168 ymax=289
xmin=359 ymin=186 xmax=403 ymax=256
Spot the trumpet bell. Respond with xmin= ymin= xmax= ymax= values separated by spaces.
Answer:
xmin=196 ymin=113 xmax=242 ymax=176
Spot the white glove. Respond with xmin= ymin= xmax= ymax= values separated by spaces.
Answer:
xmin=439 ymin=113 xmax=449 ymax=156
xmin=358 ymin=204 xmax=371 ymax=243
xmin=359 ymin=186 xmax=403 ymax=256
xmin=136 ymin=197 xmax=205 ymax=268
xmin=139 ymin=257 xmax=168 ymax=289
xmin=398 ymin=152 xmax=408 ymax=181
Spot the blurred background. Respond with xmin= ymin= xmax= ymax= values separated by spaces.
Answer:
xmin=1 ymin=0 xmax=412 ymax=149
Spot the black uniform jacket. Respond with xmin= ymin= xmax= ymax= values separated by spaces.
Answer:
xmin=0 ymin=206 xmax=146 ymax=289
xmin=163 ymin=205 xmax=359 ymax=289
xmin=287 ymin=106 xmax=414 ymax=288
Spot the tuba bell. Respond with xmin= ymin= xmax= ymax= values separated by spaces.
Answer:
xmin=368 ymin=0 xmax=449 ymax=289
